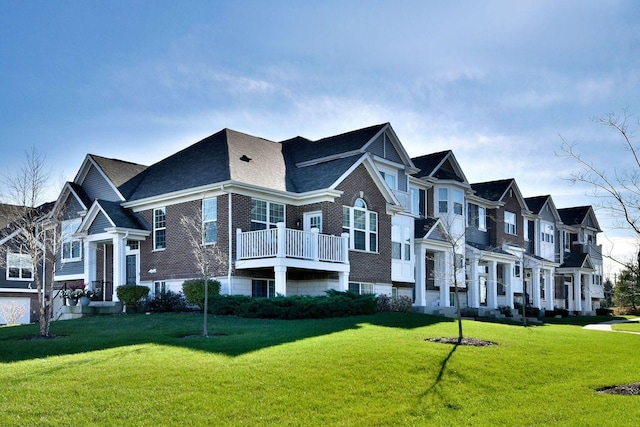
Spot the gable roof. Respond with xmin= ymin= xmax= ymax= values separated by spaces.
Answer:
xmin=524 ymin=195 xmax=548 ymax=214
xmin=559 ymin=252 xmax=594 ymax=270
xmin=471 ymin=178 xmax=530 ymax=212
xmin=412 ymin=150 xmax=468 ymax=183
xmin=558 ymin=206 xmax=601 ymax=231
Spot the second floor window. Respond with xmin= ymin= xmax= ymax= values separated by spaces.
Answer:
xmin=438 ymin=188 xmax=448 ymax=213
xmin=343 ymin=198 xmax=378 ymax=252
xmin=154 ymin=207 xmax=166 ymax=250
xmin=251 ymin=199 xmax=285 ymax=230
xmin=203 ymin=198 xmax=217 ymax=244
xmin=62 ymin=218 xmax=82 ymax=261
xmin=504 ymin=211 xmax=516 ymax=235
xmin=478 ymin=206 xmax=487 ymax=231
xmin=453 ymin=190 xmax=463 ymax=215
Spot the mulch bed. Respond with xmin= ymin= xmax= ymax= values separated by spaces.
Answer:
xmin=597 ymin=383 xmax=640 ymax=395
xmin=427 ymin=337 xmax=496 ymax=346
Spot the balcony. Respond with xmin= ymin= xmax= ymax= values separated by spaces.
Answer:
xmin=392 ymin=189 xmax=412 ymax=213
xmin=235 ymin=223 xmax=349 ymax=272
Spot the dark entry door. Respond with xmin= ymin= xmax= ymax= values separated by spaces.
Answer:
xmin=126 ymin=255 xmax=137 ymax=285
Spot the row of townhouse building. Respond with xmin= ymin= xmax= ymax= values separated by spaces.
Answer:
xmin=0 ymin=123 xmax=603 ymax=323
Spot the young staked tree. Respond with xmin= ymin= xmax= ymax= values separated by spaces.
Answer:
xmin=0 ymin=148 xmax=60 ymax=337
xmin=180 ymin=200 xmax=227 ymax=337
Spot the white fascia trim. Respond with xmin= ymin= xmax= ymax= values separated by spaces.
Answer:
xmin=362 ymin=124 xmax=419 ymax=173
xmin=408 ymin=176 xmax=433 ymax=190
xmin=103 ymin=227 xmax=151 ymax=238
xmin=77 ymin=202 xmax=116 ymax=234
xmin=329 ymin=153 xmax=399 ymax=205
xmin=466 ymin=194 xmax=503 ymax=209
xmin=0 ymin=229 xmax=23 ymax=246
xmin=0 ymin=288 xmax=38 ymax=293
xmin=123 ymin=181 xmax=343 ymax=212
xmin=54 ymin=273 xmax=85 ymax=281
xmin=415 ymin=238 xmax=450 ymax=252
xmin=75 ymin=155 xmax=125 ymax=202
xmin=51 ymin=182 xmax=88 ymax=219
xmin=296 ymin=150 xmax=363 ymax=168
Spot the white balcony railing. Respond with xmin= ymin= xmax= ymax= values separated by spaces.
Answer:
xmin=236 ymin=223 xmax=349 ymax=264
xmin=392 ymin=189 xmax=411 ymax=212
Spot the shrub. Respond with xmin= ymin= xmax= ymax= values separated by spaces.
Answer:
xmin=147 ymin=290 xmax=187 ymax=313
xmin=182 ymin=279 xmax=221 ymax=310
xmin=377 ymin=294 xmax=414 ymax=313
xmin=209 ymin=290 xmax=377 ymax=319
xmin=498 ymin=305 xmax=513 ymax=317
xmin=116 ymin=285 xmax=150 ymax=313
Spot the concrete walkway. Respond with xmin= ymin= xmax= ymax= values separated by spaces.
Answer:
xmin=583 ymin=317 xmax=640 ymax=334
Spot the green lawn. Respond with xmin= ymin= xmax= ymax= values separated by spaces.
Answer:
xmin=611 ymin=321 xmax=640 ymax=333
xmin=1 ymin=313 xmax=639 ymax=426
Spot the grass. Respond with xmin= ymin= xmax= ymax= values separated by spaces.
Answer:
xmin=611 ymin=321 xmax=640 ymax=333
xmin=1 ymin=312 xmax=639 ymax=426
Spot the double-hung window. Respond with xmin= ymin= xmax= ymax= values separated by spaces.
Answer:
xmin=154 ymin=207 xmax=166 ymax=250
xmin=251 ymin=199 xmax=285 ymax=230
xmin=62 ymin=218 xmax=82 ymax=261
xmin=6 ymin=253 xmax=33 ymax=280
xmin=438 ymin=188 xmax=448 ymax=213
xmin=453 ymin=190 xmax=463 ymax=215
xmin=504 ymin=211 xmax=516 ymax=235
xmin=392 ymin=225 xmax=411 ymax=260
xmin=343 ymin=198 xmax=377 ymax=252
xmin=203 ymin=198 xmax=217 ymax=244
xmin=410 ymin=187 xmax=420 ymax=216
xmin=478 ymin=206 xmax=487 ymax=231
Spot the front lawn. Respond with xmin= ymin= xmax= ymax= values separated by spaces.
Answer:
xmin=611 ymin=321 xmax=640 ymax=333
xmin=1 ymin=313 xmax=639 ymax=426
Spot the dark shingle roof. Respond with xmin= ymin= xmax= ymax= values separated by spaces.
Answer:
xmin=560 ymin=252 xmax=589 ymax=268
xmin=281 ymin=123 xmax=386 ymax=165
xmin=97 ymin=200 xmax=148 ymax=230
xmin=414 ymin=218 xmax=440 ymax=239
xmin=558 ymin=206 xmax=591 ymax=226
xmin=90 ymin=155 xmax=148 ymax=199
xmin=127 ymin=129 xmax=232 ymax=201
xmin=68 ymin=182 xmax=93 ymax=209
xmin=471 ymin=179 xmax=513 ymax=201
xmin=412 ymin=151 xmax=450 ymax=179
xmin=284 ymin=155 xmax=362 ymax=193
xmin=524 ymin=195 xmax=549 ymax=215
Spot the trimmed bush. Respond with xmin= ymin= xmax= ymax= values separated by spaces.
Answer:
xmin=147 ymin=290 xmax=187 ymax=313
xmin=182 ymin=279 xmax=221 ymax=310
xmin=210 ymin=290 xmax=377 ymax=319
xmin=595 ymin=307 xmax=614 ymax=316
xmin=116 ymin=285 xmax=150 ymax=313
xmin=377 ymin=294 xmax=414 ymax=313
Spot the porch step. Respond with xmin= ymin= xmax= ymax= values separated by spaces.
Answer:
xmin=57 ymin=302 xmax=123 ymax=321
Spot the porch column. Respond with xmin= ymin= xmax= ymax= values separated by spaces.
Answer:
xmin=583 ymin=273 xmax=592 ymax=313
xmin=532 ymin=266 xmax=541 ymax=309
xmin=84 ymin=240 xmax=97 ymax=288
xmin=274 ymin=265 xmax=287 ymax=296
xmin=573 ymin=271 xmax=582 ymax=312
xmin=276 ymin=222 xmax=286 ymax=258
xmin=504 ymin=263 xmax=514 ymax=309
xmin=439 ymin=251 xmax=450 ymax=307
xmin=467 ymin=254 xmax=480 ymax=308
xmin=567 ymin=277 xmax=574 ymax=311
xmin=414 ymin=245 xmax=427 ymax=307
xmin=112 ymin=235 xmax=127 ymax=301
xmin=487 ymin=260 xmax=498 ymax=309
xmin=545 ymin=269 xmax=554 ymax=310
xmin=338 ymin=271 xmax=349 ymax=292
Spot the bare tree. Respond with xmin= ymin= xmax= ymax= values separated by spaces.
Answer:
xmin=180 ymin=200 xmax=227 ymax=337
xmin=0 ymin=148 xmax=60 ymax=336
xmin=560 ymin=111 xmax=640 ymax=236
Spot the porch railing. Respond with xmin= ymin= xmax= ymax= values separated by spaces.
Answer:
xmin=236 ymin=223 xmax=349 ymax=264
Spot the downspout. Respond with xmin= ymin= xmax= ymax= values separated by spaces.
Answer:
xmin=227 ymin=187 xmax=233 ymax=295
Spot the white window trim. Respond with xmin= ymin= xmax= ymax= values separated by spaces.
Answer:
xmin=203 ymin=197 xmax=218 ymax=245
xmin=251 ymin=199 xmax=285 ymax=230
xmin=504 ymin=211 xmax=516 ymax=235
xmin=153 ymin=207 xmax=167 ymax=251
xmin=343 ymin=199 xmax=378 ymax=253
xmin=478 ymin=206 xmax=487 ymax=232
xmin=61 ymin=218 xmax=82 ymax=262
xmin=348 ymin=282 xmax=374 ymax=295
xmin=6 ymin=253 xmax=34 ymax=281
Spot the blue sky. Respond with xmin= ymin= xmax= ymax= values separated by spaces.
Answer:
xmin=1 ymin=1 xmax=639 ymax=276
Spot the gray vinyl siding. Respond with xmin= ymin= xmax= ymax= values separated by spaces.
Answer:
xmin=366 ymin=132 xmax=403 ymax=163
xmin=540 ymin=205 xmax=555 ymax=223
xmin=466 ymin=203 xmax=490 ymax=246
xmin=89 ymin=212 xmax=113 ymax=234
xmin=56 ymin=259 xmax=84 ymax=276
xmin=83 ymin=165 xmax=121 ymax=202
xmin=398 ymin=171 xmax=408 ymax=192
xmin=383 ymin=135 xmax=402 ymax=163
xmin=367 ymin=134 xmax=384 ymax=157
xmin=63 ymin=196 xmax=85 ymax=221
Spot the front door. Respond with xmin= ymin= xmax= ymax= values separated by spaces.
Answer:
xmin=126 ymin=254 xmax=137 ymax=285
xmin=303 ymin=211 xmax=322 ymax=232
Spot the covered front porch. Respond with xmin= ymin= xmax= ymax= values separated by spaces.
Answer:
xmin=235 ymin=223 xmax=350 ymax=295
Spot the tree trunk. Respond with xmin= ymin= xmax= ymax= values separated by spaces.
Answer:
xmin=203 ymin=277 xmax=209 ymax=337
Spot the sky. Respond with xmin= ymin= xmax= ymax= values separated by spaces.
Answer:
xmin=1 ymin=0 xmax=639 ymax=278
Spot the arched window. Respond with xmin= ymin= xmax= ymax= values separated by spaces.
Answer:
xmin=342 ymin=198 xmax=378 ymax=252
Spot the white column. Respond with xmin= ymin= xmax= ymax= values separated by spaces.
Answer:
xmin=276 ymin=222 xmax=286 ymax=258
xmin=84 ymin=240 xmax=96 ymax=287
xmin=583 ymin=273 xmax=592 ymax=313
xmin=504 ymin=263 xmax=514 ymax=309
xmin=487 ymin=260 xmax=498 ymax=309
xmin=545 ymin=269 xmax=554 ymax=310
xmin=439 ymin=251 xmax=450 ymax=307
xmin=573 ymin=271 xmax=582 ymax=312
xmin=468 ymin=255 xmax=480 ymax=308
xmin=338 ymin=271 xmax=349 ymax=292
xmin=112 ymin=235 xmax=127 ymax=301
xmin=532 ymin=266 xmax=541 ymax=309
xmin=567 ymin=278 xmax=574 ymax=311
xmin=274 ymin=265 xmax=287 ymax=296
xmin=414 ymin=246 xmax=427 ymax=307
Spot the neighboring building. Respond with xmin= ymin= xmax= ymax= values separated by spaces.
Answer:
xmin=42 ymin=123 xmax=605 ymax=319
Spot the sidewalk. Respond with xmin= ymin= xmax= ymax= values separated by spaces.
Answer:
xmin=583 ymin=317 xmax=640 ymax=334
